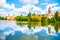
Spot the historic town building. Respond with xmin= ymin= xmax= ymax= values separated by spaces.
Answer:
xmin=4 ymin=14 xmax=16 ymax=20
xmin=45 ymin=7 xmax=54 ymax=19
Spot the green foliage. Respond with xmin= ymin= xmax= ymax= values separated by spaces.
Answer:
xmin=15 ymin=12 xmax=60 ymax=22
xmin=55 ymin=11 xmax=58 ymax=21
xmin=58 ymin=17 xmax=60 ymax=22
xmin=31 ymin=18 xmax=40 ymax=22
xmin=55 ymin=11 xmax=58 ymax=17
xmin=28 ymin=12 xmax=31 ymax=21
xmin=4 ymin=18 xmax=7 ymax=20
xmin=28 ymin=12 xmax=31 ymax=17
xmin=15 ymin=16 xmax=28 ymax=21
xmin=54 ymin=23 xmax=60 ymax=33
xmin=0 ymin=16 xmax=5 ymax=20
xmin=41 ymin=15 xmax=47 ymax=22
xmin=47 ymin=17 xmax=56 ymax=23
xmin=54 ymin=11 xmax=60 ymax=22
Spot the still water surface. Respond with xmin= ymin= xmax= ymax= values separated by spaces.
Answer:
xmin=0 ymin=20 xmax=60 ymax=40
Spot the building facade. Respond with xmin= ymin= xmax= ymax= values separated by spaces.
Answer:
xmin=4 ymin=16 xmax=16 ymax=20
xmin=45 ymin=7 xmax=54 ymax=19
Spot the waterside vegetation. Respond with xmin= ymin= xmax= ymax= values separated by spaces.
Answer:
xmin=0 ymin=11 xmax=60 ymax=23
xmin=15 ymin=11 xmax=60 ymax=22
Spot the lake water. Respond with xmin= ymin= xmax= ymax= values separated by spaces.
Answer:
xmin=0 ymin=20 xmax=60 ymax=40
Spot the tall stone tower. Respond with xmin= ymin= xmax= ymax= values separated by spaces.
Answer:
xmin=48 ymin=7 xmax=51 ymax=14
xmin=47 ymin=7 xmax=54 ymax=18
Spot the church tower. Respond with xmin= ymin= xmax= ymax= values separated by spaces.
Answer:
xmin=48 ymin=7 xmax=51 ymax=14
xmin=46 ymin=7 xmax=54 ymax=18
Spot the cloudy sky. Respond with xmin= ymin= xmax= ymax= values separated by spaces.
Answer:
xmin=0 ymin=0 xmax=60 ymax=16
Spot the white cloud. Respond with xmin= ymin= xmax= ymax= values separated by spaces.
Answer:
xmin=0 ymin=0 xmax=6 ymax=6
xmin=32 ymin=6 xmax=42 ymax=12
xmin=20 ymin=5 xmax=32 ymax=12
xmin=51 ymin=6 xmax=60 ymax=14
xmin=46 ymin=3 xmax=58 ymax=8
xmin=9 ymin=5 xmax=43 ymax=16
xmin=8 ymin=5 xmax=33 ymax=16
xmin=0 ymin=4 xmax=46 ymax=16
xmin=0 ymin=0 xmax=15 ymax=9
xmin=0 ymin=9 xmax=7 ymax=16
xmin=18 ymin=5 xmax=43 ymax=15
xmin=46 ymin=3 xmax=60 ymax=14
xmin=41 ymin=2 xmax=48 ymax=5
xmin=4 ymin=4 xmax=15 ymax=9
xmin=0 ymin=0 xmax=60 ymax=16
xmin=41 ymin=3 xmax=60 ymax=14
xmin=0 ymin=0 xmax=15 ymax=16
xmin=31 ymin=5 xmax=43 ymax=14
xmin=20 ymin=0 xmax=39 ymax=5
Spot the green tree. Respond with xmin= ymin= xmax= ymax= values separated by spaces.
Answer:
xmin=54 ymin=11 xmax=59 ymax=22
xmin=0 ymin=16 xmax=4 ymax=20
xmin=47 ymin=17 xmax=55 ymax=23
xmin=41 ymin=15 xmax=46 ymax=22
xmin=15 ymin=15 xmax=28 ymax=21
xmin=28 ymin=12 xmax=32 ymax=21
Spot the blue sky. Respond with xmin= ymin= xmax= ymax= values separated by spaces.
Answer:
xmin=6 ymin=0 xmax=60 ymax=8
xmin=0 ymin=0 xmax=60 ymax=16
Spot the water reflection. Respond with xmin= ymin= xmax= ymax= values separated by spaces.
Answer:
xmin=17 ymin=21 xmax=60 ymax=33
xmin=0 ymin=33 xmax=6 ymax=40
xmin=0 ymin=20 xmax=60 ymax=40
xmin=20 ymin=35 xmax=38 ymax=40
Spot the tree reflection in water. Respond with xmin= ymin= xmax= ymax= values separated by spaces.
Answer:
xmin=54 ymin=23 xmax=60 ymax=33
xmin=16 ymin=21 xmax=60 ymax=33
xmin=0 ymin=21 xmax=60 ymax=40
